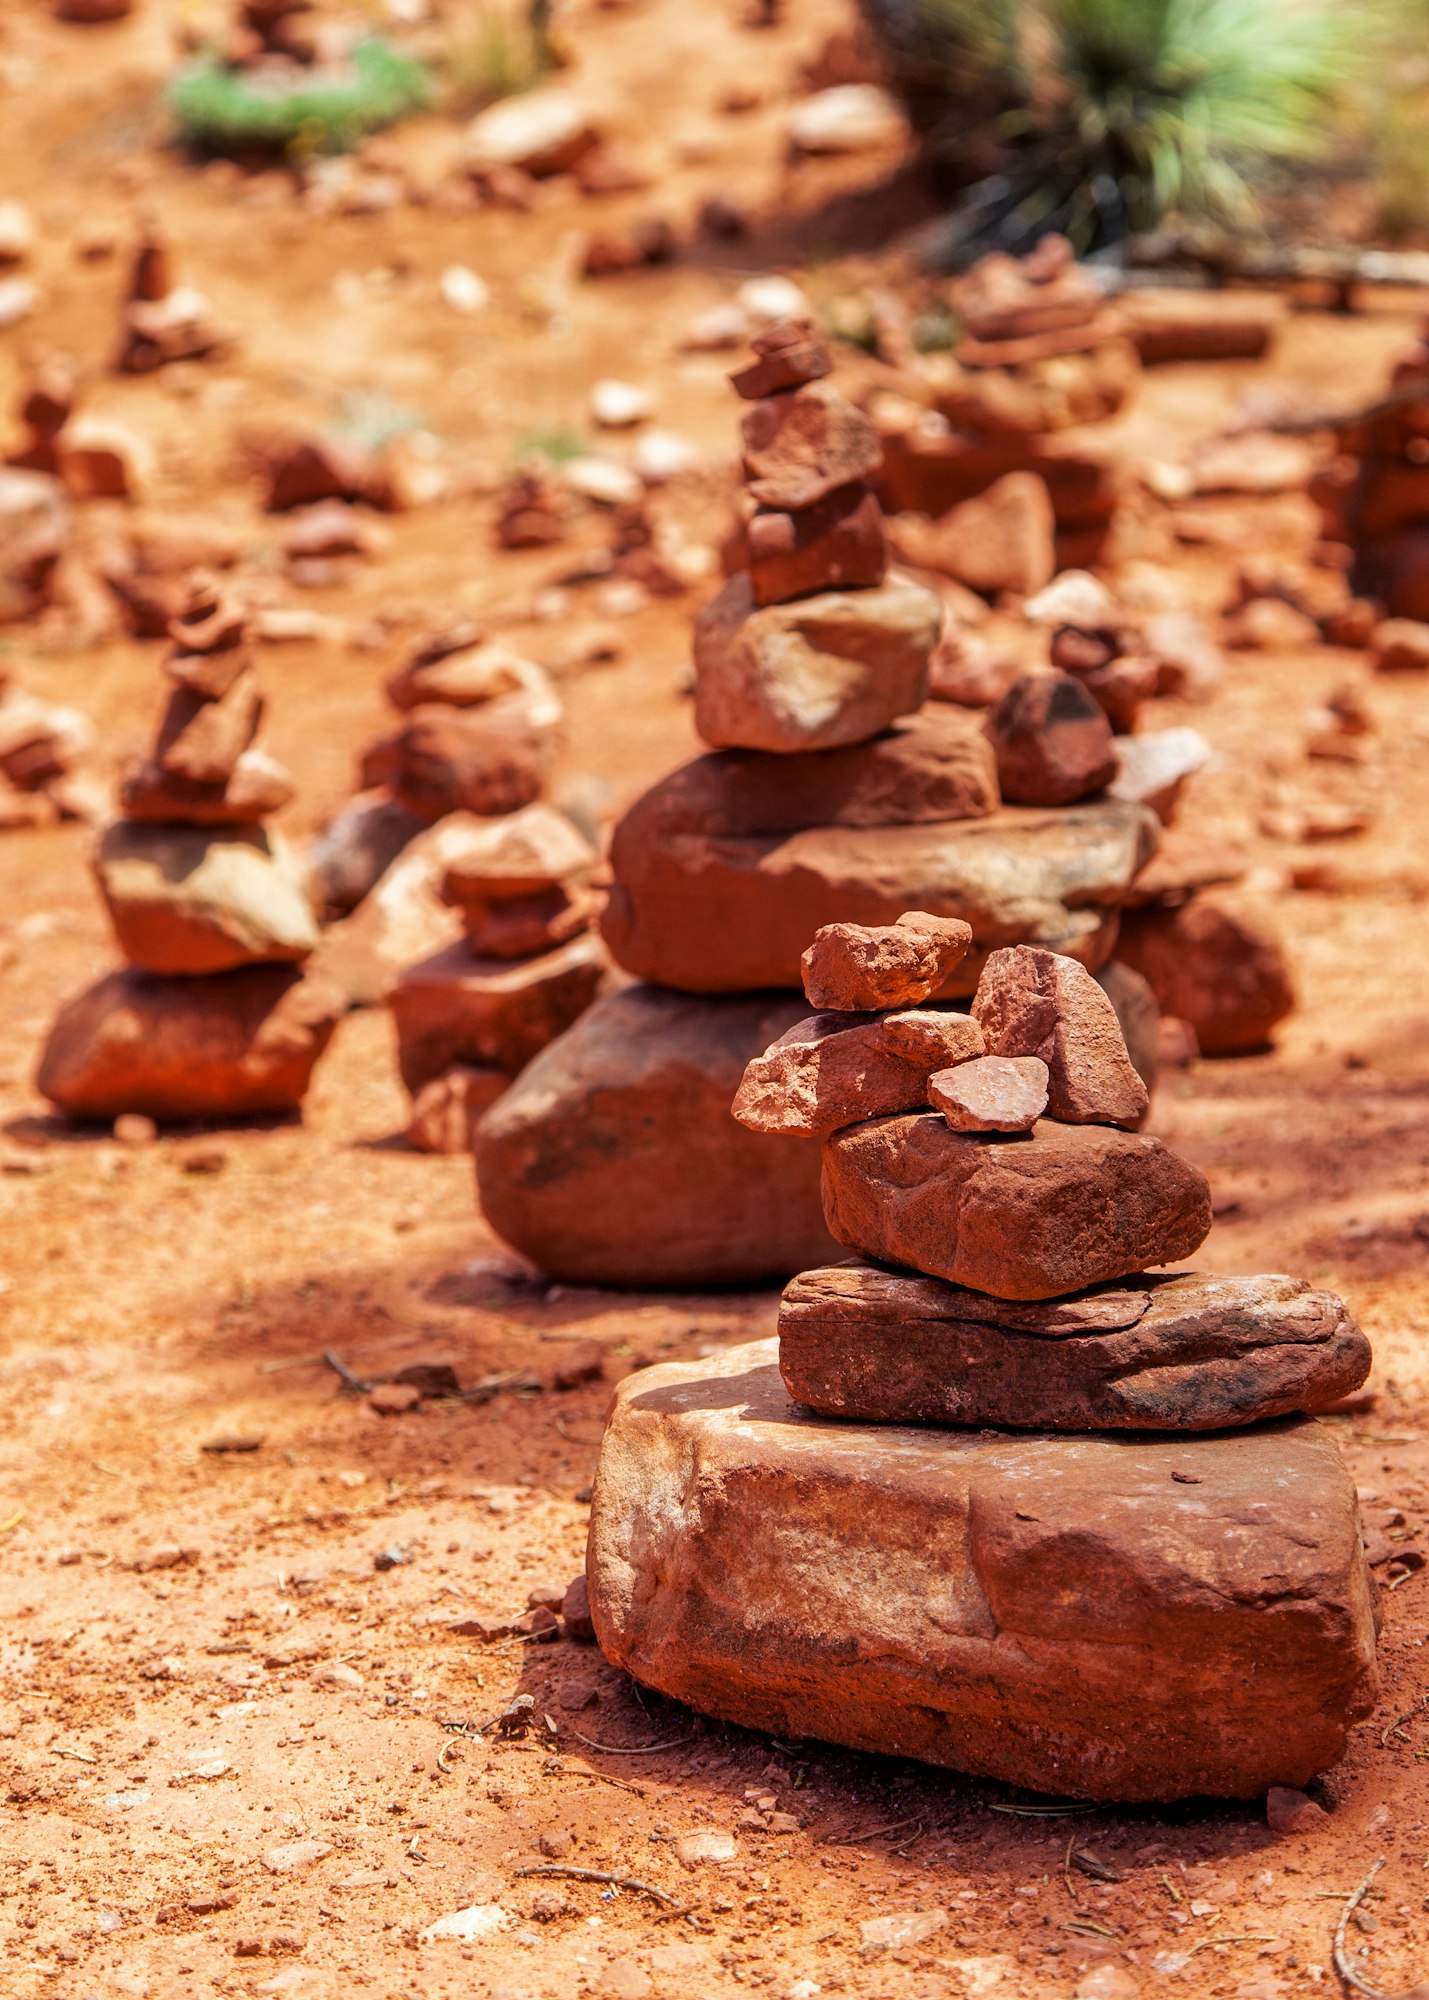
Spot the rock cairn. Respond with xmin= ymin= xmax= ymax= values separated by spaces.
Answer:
xmin=477 ymin=324 xmax=1162 ymax=1287
xmin=116 ymin=219 xmax=233 ymax=377
xmin=38 ymin=579 xmax=342 ymax=1121
xmin=585 ymin=925 xmax=1377 ymax=1803
xmin=1316 ymin=326 xmax=1429 ymax=622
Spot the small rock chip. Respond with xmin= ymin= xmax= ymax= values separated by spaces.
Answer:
xmin=1265 ymin=1784 xmax=1329 ymax=1834
xmin=260 ymin=1839 xmax=332 ymax=1876
xmin=202 ymin=1434 xmax=264 ymax=1454
xmin=859 ymin=1910 xmax=947 ymax=1949
xmin=730 ymin=320 xmax=832 ymax=401
xmin=368 ymin=1382 xmax=423 ymax=1417
xmin=972 ymin=946 xmax=1148 ymax=1128
xmin=985 ymin=672 xmax=1116 ymax=808
xmin=673 ymin=1829 xmax=738 ymax=1865
xmin=113 ymin=1112 xmax=158 ymax=1146
xmin=373 ymin=1546 xmax=410 ymax=1572
xmin=802 ymin=911 xmax=973 ymax=1011
xmin=931 ymin=1055 xmax=1049 ymax=1132
xmin=537 ymin=1827 xmax=574 ymax=1858
xmin=561 ymin=1573 xmax=596 ymax=1642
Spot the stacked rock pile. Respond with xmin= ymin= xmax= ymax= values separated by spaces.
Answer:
xmin=1315 ymin=327 xmax=1429 ymax=621
xmin=585 ymin=923 xmax=1378 ymax=1803
xmin=476 ymin=323 xmax=1162 ymax=1287
xmin=388 ymin=803 xmax=605 ymax=1155
xmin=115 ymin=220 xmax=233 ymax=377
xmin=38 ymin=579 xmax=342 ymax=1121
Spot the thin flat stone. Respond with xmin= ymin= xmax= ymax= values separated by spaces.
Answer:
xmin=778 ymin=1264 xmax=1373 ymax=1429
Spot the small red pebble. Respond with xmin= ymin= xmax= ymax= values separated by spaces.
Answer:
xmin=368 ymin=1382 xmax=423 ymax=1417
xmin=1266 ymin=1785 xmax=1328 ymax=1834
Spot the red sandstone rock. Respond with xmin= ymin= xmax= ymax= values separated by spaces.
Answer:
xmin=778 ymin=1265 xmax=1371 ymax=1429
xmin=693 ymin=571 xmax=938 ymax=754
xmin=0 ymin=468 xmax=67 ymax=623
xmin=389 ymin=933 xmax=607 ymax=1094
xmin=930 ymin=1053 xmax=1047 ymax=1132
xmin=1372 ymin=617 xmax=1429 ymax=671
xmin=120 ymin=746 xmax=295 ymax=826
xmin=95 ymin=823 xmax=319 ymax=975
xmin=475 ymin=986 xmax=840 ymax=1287
xmin=1266 ymin=1785 xmax=1330 ymax=1835
xmin=604 ymin=799 xmax=1157 ymax=996
xmin=920 ymin=473 xmax=1056 ymax=599
xmin=588 ymin=1339 xmax=1377 ymax=1800
xmin=1116 ymin=893 xmax=1294 ymax=1057
xmin=264 ymin=435 xmax=395 ymax=514
xmin=730 ymin=321 xmax=833 ymax=401
xmin=800 ymin=912 xmax=972 ymax=1011
xmin=972 ymin=946 xmax=1149 ymax=1127
xmin=1122 ymin=290 xmax=1284 ymax=365
xmin=739 ymin=382 xmax=882 ymax=511
xmin=747 ymin=482 xmax=887 ymax=605
xmin=386 ymin=640 xmax=554 ymax=713
xmin=155 ymin=676 xmax=262 ymax=787
xmin=985 ymin=671 xmax=1116 ymax=807
xmin=823 ymin=1113 xmax=1210 ymax=1298
xmin=385 ymin=698 xmax=556 ymax=822
xmin=732 ymin=1008 xmax=984 ymax=1137
xmin=37 ymin=965 xmax=342 ymax=1121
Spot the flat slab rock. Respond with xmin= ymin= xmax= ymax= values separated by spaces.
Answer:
xmin=823 ymin=1113 xmax=1210 ymax=1299
xmin=779 ymin=1264 xmax=1372 ymax=1429
xmin=587 ymin=1339 xmax=1377 ymax=1801
xmin=604 ymin=797 xmax=1158 ymax=996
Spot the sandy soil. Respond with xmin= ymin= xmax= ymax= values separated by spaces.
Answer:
xmin=2 ymin=3 xmax=1429 ymax=1997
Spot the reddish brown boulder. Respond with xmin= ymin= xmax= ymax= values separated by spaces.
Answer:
xmin=739 ymin=382 xmax=882 ymax=511
xmin=588 ymin=1339 xmax=1377 ymax=1800
xmin=384 ymin=699 xmax=555 ymax=823
xmin=733 ymin=1008 xmax=984 ymax=1137
xmin=692 ymin=571 xmax=938 ymax=754
xmin=921 ymin=473 xmax=1056 ymax=599
xmin=801 ymin=912 xmax=972 ymax=1011
xmin=388 ymin=933 xmax=607 ymax=1094
xmin=1372 ymin=617 xmax=1429 ymax=672
xmin=604 ymin=799 xmax=1156 ymax=996
xmin=822 ymin=1114 xmax=1211 ymax=1298
xmin=985 ymin=671 xmax=1116 ymax=807
xmin=1116 ymin=893 xmax=1294 ymax=1057
xmin=747 ymin=483 xmax=887 ymax=606
xmin=931 ymin=1054 xmax=1047 ymax=1132
xmin=732 ymin=323 xmax=833 ymax=401
xmin=438 ymin=804 xmax=598 ymax=960
xmin=972 ymin=946 xmax=1148 ymax=1128
xmin=37 ymin=965 xmax=342 ymax=1121
xmin=1121 ymin=289 xmax=1284 ymax=365
xmin=475 ymin=987 xmax=841 ymax=1287
xmin=95 ymin=823 xmax=319 ymax=975
xmin=778 ymin=1265 xmax=1371 ymax=1430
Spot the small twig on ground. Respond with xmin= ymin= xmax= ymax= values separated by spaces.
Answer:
xmin=514 ymin=1864 xmax=685 ymax=1913
xmin=1333 ymin=1859 xmax=1388 ymax=1998
xmin=568 ymin=1731 xmax=689 ymax=1756
xmin=563 ymin=1767 xmax=646 ymax=1797
xmin=436 ymin=1738 xmax=463 ymax=1772
xmin=987 ymin=1801 xmax=1095 ymax=1817
xmin=51 ymin=1747 xmax=97 ymax=1765
xmin=826 ymin=1816 xmax=923 ymax=1846
xmin=323 ymin=1350 xmax=371 ymax=1393
xmin=1380 ymin=1691 xmax=1429 ymax=1747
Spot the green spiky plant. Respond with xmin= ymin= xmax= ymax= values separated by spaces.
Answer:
xmin=169 ymin=38 xmax=429 ymax=160
xmin=861 ymin=0 xmax=1353 ymax=258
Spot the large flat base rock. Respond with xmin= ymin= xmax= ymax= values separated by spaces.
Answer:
xmin=604 ymin=796 xmax=1156 ymax=995
xmin=37 ymin=965 xmax=342 ymax=1121
xmin=779 ymin=1264 xmax=1372 ymax=1429
xmin=588 ymin=1339 xmax=1377 ymax=1801
xmin=475 ymin=986 xmax=840 ymax=1287
xmin=823 ymin=1113 xmax=1211 ymax=1300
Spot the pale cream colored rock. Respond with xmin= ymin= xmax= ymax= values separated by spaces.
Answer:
xmin=95 ymin=822 xmax=319 ymax=975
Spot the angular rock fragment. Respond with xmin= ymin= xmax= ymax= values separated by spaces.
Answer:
xmin=733 ymin=1008 xmax=984 ymax=1137
xmin=587 ymin=1339 xmax=1377 ymax=1800
xmin=985 ymin=671 xmax=1116 ymax=807
xmin=1116 ymin=893 xmax=1294 ymax=1056
xmin=730 ymin=321 xmax=832 ymax=401
xmin=822 ymin=1113 xmax=1211 ymax=1298
xmin=438 ymin=803 xmax=599 ymax=961
xmin=476 ymin=987 xmax=840 ymax=1287
xmin=801 ymin=912 xmax=972 ymax=1011
xmin=739 ymin=381 xmax=882 ymax=511
xmin=930 ymin=1054 xmax=1047 ymax=1132
xmin=380 ymin=697 xmax=557 ymax=822
xmin=972 ymin=946 xmax=1149 ymax=1128
xmin=747 ymin=482 xmax=887 ymax=606
xmin=778 ymin=1265 xmax=1371 ymax=1429
xmin=925 ymin=472 xmax=1056 ymax=599
xmin=693 ymin=571 xmax=939 ymax=754
xmin=94 ymin=823 xmax=319 ymax=975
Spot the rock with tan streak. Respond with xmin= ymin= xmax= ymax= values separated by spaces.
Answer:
xmin=739 ymin=381 xmax=882 ymax=512
xmin=692 ymin=571 xmax=939 ymax=754
xmin=386 ymin=639 xmax=554 ymax=713
xmin=37 ymin=965 xmax=343 ymax=1121
xmin=120 ymin=745 xmax=295 ymax=826
xmin=587 ymin=1339 xmax=1377 ymax=1800
xmin=777 ymin=1265 xmax=1372 ymax=1430
xmin=94 ymin=822 xmax=319 ymax=975
xmin=972 ymin=946 xmax=1149 ymax=1128
xmin=733 ymin=1008 xmax=985 ymax=1137
xmin=930 ymin=1053 xmax=1048 ymax=1132
xmin=800 ymin=912 xmax=972 ymax=1011
xmin=438 ymin=804 xmax=599 ymax=960
xmin=822 ymin=1113 xmax=1210 ymax=1299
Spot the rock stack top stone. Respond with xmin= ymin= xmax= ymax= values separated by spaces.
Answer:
xmin=693 ymin=323 xmax=941 ymax=752
xmin=985 ymin=669 xmax=1116 ymax=808
xmin=972 ymin=944 xmax=1149 ymax=1128
xmin=930 ymin=1052 xmax=1048 ymax=1132
xmin=801 ymin=910 xmax=973 ymax=1011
